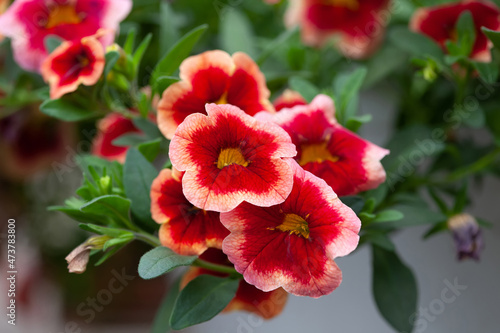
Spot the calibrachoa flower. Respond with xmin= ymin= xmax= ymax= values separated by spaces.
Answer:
xmin=0 ymin=106 xmax=75 ymax=180
xmin=169 ymin=103 xmax=296 ymax=213
xmin=157 ymin=50 xmax=274 ymax=139
xmin=273 ymin=89 xmax=307 ymax=111
xmin=181 ymin=249 xmax=288 ymax=319
xmin=91 ymin=112 xmax=141 ymax=163
xmin=256 ymin=94 xmax=389 ymax=196
xmin=0 ymin=0 xmax=132 ymax=72
xmin=447 ymin=213 xmax=483 ymax=261
xmin=410 ymin=0 xmax=500 ymax=62
xmin=41 ymin=32 xmax=105 ymax=99
xmin=220 ymin=160 xmax=361 ymax=298
xmin=285 ymin=0 xmax=391 ymax=59
xmin=150 ymin=168 xmax=229 ymax=256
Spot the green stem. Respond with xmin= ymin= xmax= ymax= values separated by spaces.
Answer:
xmin=134 ymin=232 xmax=161 ymax=247
xmin=444 ymin=147 xmax=500 ymax=183
xmin=193 ymin=259 xmax=242 ymax=276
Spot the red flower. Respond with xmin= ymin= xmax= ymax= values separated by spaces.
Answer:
xmin=285 ymin=0 xmax=391 ymax=59
xmin=0 ymin=106 xmax=75 ymax=180
xmin=220 ymin=160 xmax=361 ymax=298
xmin=157 ymin=50 xmax=274 ymax=139
xmin=273 ymin=89 xmax=307 ymax=111
xmin=410 ymin=0 xmax=500 ymax=62
xmin=256 ymin=95 xmax=389 ymax=196
xmin=0 ymin=0 xmax=131 ymax=72
xmin=181 ymin=249 xmax=288 ymax=319
xmin=150 ymin=168 xmax=229 ymax=256
xmin=41 ymin=33 xmax=105 ymax=99
xmin=169 ymin=103 xmax=296 ymax=213
xmin=91 ymin=113 xmax=141 ymax=163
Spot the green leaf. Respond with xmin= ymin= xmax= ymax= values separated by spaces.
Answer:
xmin=150 ymin=25 xmax=208 ymax=92
xmin=346 ymin=114 xmax=372 ymax=132
xmin=220 ymin=8 xmax=256 ymax=58
xmin=159 ymin=2 xmax=180 ymax=57
xmin=170 ymin=275 xmax=239 ymax=330
xmin=363 ymin=185 xmax=388 ymax=208
xmin=49 ymin=206 xmax=105 ymax=225
xmin=133 ymin=118 xmax=164 ymax=140
xmin=138 ymin=247 xmax=197 ymax=280
xmin=123 ymin=28 xmax=137 ymax=54
xmin=40 ymin=98 xmax=99 ymax=121
xmin=257 ymin=27 xmax=299 ymax=65
xmin=373 ymin=202 xmax=446 ymax=229
xmin=363 ymin=46 xmax=407 ymax=88
xmin=389 ymin=26 xmax=443 ymax=60
xmin=80 ymin=195 xmax=133 ymax=229
xmin=95 ymin=244 xmax=126 ymax=266
xmin=103 ymin=234 xmax=134 ymax=251
xmin=44 ymin=35 xmax=63 ymax=53
xmin=373 ymin=210 xmax=404 ymax=223
xmin=132 ymin=33 xmax=153 ymax=70
xmin=151 ymin=279 xmax=181 ymax=333
xmin=362 ymin=232 xmax=395 ymax=251
xmin=104 ymin=51 xmax=120 ymax=77
xmin=473 ymin=60 xmax=499 ymax=84
xmin=138 ymin=138 xmax=163 ymax=162
xmin=289 ymin=77 xmax=319 ymax=102
xmin=454 ymin=11 xmax=476 ymax=57
xmin=333 ymin=67 xmax=367 ymax=124
xmin=423 ymin=221 xmax=448 ymax=239
xmin=124 ymin=148 xmax=159 ymax=230
xmin=113 ymin=133 xmax=148 ymax=147
xmin=340 ymin=196 xmax=365 ymax=215
xmin=453 ymin=181 xmax=468 ymax=214
xmin=78 ymin=223 xmax=134 ymax=238
xmin=372 ymin=245 xmax=417 ymax=333
xmin=153 ymin=76 xmax=180 ymax=96
xmin=482 ymin=27 xmax=500 ymax=50
xmin=428 ymin=187 xmax=450 ymax=214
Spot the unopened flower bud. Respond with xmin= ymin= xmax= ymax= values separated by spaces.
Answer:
xmin=65 ymin=236 xmax=111 ymax=274
xmin=447 ymin=213 xmax=483 ymax=261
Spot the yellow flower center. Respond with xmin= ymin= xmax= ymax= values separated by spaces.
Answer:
xmin=325 ymin=0 xmax=359 ymax=10
xmin=215 ymin=92 xmax=228 ymax=105
xmin=275 ymin=214 xmax=310 ymax=239
xmin=46 ymin=4 xmax=82 ymax=29
xmin=217 ymin=148 xmax=249 ymax=169
xmin=299 ymin=142 xmax=339 ymax=165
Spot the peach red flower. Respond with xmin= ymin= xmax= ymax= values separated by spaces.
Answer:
xmin=220 ymin=160 xmax=361 ymax=298
xmin=169 ymin=103 xmax=296 ymax=213
xmin=181 ymin=249 xmax=288 ymax=319
xmin=91 ymin=112 xmax=142 ymax=163
xmin=256 ymin=94 xmax=389 ymax=196
xmin=41 ymin=33 xmax=105 ymax=99
xmin=410 ymin=0 xmax=500 ymax=62
xmin=0 ymin=0 xmax=131 ymax=72
xmin=285 ymin=0 xmax=391 ymax=59
xmin=157 ymin=50 xmax=274 ymax=139
xmin=150 ymin=168 xmax=229 ymax=256
xmin=273 ymin=89 xmax=307 ymax=111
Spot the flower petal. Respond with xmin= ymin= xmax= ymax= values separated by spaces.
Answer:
xmin=151 ymin=169 xmax=229 ymax=255
xmin=221 ymin=160 xmax=361 ymax=297
xmin=169 ymin=103 xmax=296 ymax=212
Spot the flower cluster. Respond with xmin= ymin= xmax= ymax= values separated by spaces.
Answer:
xmin=150 ymin=50 xmax=389 ymax=316
xmin=0 ymin=0 xmax=131 ymax=72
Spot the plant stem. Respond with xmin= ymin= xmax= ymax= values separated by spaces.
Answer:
xmin=445 ymin=147 xmax=500 ymax=183
xmin=193 ymin=259 xmax=242 ymax=276
xmin=134 ymin=232 xmax=161 ymax=247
